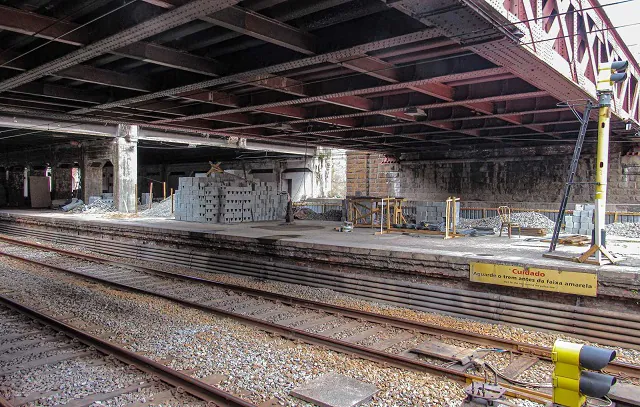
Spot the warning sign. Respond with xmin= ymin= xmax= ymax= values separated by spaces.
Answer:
xmin=469 ymin=262 xmax=597 ymax=296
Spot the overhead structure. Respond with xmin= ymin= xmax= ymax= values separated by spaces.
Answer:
xmin=0 ymin=0 xmax=635 ymax=152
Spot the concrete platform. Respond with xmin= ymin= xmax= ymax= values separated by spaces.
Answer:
xmin=0 ymin=209 xmax=639 ymax=298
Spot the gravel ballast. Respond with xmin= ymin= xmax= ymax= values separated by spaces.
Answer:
xmin=0 ymin=258 xmax=479 ymax=406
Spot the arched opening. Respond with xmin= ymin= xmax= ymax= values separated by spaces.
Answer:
xmin=102 ymin=161 xmax=114 ymax=194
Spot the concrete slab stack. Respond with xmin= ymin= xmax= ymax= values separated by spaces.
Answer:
xmin=415 ymin=201 xmax=460 ymax=224
xmin=174 ymin=174 xmax=285 ymax=223
xmin=563 ymin=204 xmax=595 ymax=235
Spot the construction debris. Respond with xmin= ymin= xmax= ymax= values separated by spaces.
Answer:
xmin=294 ymin=207 xmax=342 ymax=221
xmin=139 ymin=197 xmax=174 ymax=218
xmin=458 ymin=212 xmax=556 ymax=233
xmin=68 ymin=198 xmax=116 ymax=214
xmin=543 ymin=235 xmax=592 ymax=246
xmin=606 ymin=222 xmax=640 ymax=238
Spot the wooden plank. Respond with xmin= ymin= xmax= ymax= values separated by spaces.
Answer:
xmin=295 ymin=315 xmax=339 ymax=330
xmin=233 ymin=303 xmax=275 ymax=315
xmin=200 ymin=296 xmax=243 ymax=306
xmin=410 ymin=340 xmax=476 ymax=364
xmin=0 ymin=343 xmax=75 ymax=362
xmin=344 ymin=327 xmax=385 ymax=343
xmin=61 ymin=382 xmax=153 ymax=407
xmin=318 ymin=321 xmax=362 ymax=337
xmin=0 ymin=331 xmax=40 ymax=343
xmin=369 ymin=332 xmax=414 ymax=351
xmin=278 ymin=313 xmax=319 ymax=327
xmin=0 ymin=336 xmax=56 ymax=352
xmin=501 ymin=356 xmax=539 ymax=378
xmin=0 ymin=351 xmax=94 ymax=375
xmin=253 ymin=307 xmax=294 ymax=320
xmin=610 ymin=382 xmax=640 ymax=404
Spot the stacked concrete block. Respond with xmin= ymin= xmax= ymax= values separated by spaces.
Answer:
xmin=175 ymin=174 xmax=284 ymax=224
xmin=415 ymin=201 xmax=460 ymax=224
xmin=564 ymin=204 xmax=595 ymax=235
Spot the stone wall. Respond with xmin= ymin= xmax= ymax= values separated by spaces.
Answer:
xmin=347 ymin=144 xmax=640 ymax=209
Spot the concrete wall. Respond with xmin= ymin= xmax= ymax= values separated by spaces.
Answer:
xmin=347 ymin=144 xmax=640 ymax=209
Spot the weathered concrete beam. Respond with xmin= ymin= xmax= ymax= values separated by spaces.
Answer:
xmin=138 ymin=129 xmax=314 ymax=155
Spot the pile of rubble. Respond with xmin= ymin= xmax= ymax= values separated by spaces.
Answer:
xmin=139 ymin=197 xmax=174 ymax=218
xmin=458 ymin=211 xmax=556 ymax=232
xmin=68 ymin=198 xmax=117 ymax=214
xmin=293 ymin=207 xmax=342 ymax=221
xmin=606 ymin=222 xmax=640 ymax=238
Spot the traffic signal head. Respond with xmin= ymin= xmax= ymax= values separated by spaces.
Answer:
xmin=552 ymin=340 xmax=617 ymax=407
xmin=597 ymin=60 xmax=629 ymax=92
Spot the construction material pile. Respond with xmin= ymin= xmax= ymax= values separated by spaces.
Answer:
xmin=140 ymin=197 xmax=174 ymax=218
xmin=293 ymin=207 xmax=342 ymax=221
xmin=68 ymin=198 xmax=117 ymax=214
xmin=458 ymin=211 xmax=556 ymax=232
xmin=606 ymin=222 xmax=640 ymax=238
xmin=175 ymin=173 xmax=287 ymax=223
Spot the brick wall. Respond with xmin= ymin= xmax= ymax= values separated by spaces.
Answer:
xmin=347 ymin=144 xmax=640 ymax=208
xmin=346 ymin=152 xmax=401 ymax=197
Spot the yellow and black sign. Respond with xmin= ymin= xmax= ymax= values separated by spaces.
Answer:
xmin=470 ymin=262 xmax=597 ymax=296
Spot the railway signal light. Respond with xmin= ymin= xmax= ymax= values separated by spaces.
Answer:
xmin=597 ymin=60 xmax=629 ymax=92
xmin=552 ymin=339 xmax=617 ymax=407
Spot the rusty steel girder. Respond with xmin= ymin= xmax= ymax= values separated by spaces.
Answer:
xmin=392 ymin=0 xmax=639 ymax=125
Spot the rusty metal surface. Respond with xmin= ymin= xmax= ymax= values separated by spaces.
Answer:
xmin=1 ymin=233 xmax=640 ymax=382
xmin=0 ymin=248 xmax=553 ymax=404
xmin=3 ymin=235 xmax=640 ymax=405
xmin=0 ymin=293 xmax=256 ymax=407
xmin=0 ymin=0 xmax=635 ymax=151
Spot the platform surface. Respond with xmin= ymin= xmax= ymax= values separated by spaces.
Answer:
xmin=0 ymin=209 xmax=639 ymax=276
xmin=290 ymin=373 xmax=377 ymax=407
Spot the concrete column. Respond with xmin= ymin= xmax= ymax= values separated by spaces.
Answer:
xmin=114 ymin=124 xmax=138 ymax=213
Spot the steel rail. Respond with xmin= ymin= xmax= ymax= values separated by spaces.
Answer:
xmin=1 ymin=234 xmax=639 ymax=381
xmin=0 ymin=293 xmax=256 ymax=407
xmin=0 ymin=395 xmax=13 ymax=407
xmin=0 ymin=247 xmax=551 ymax=404
xmin=2 ymin=226 xmax=639 ymax=351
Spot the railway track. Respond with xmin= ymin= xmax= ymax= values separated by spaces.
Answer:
xmin=0 ymin=223 xmax=637 ymax=353
xmin=1 ymin=236 xmax=639 ymax=405
xmin=0 ymin=291 xmax=255 ymax=407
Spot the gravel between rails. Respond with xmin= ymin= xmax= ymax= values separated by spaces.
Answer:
xmin=8 ymin=236 xmax=634 ymax=368
xmin=0 ymin=301 xmax=204 ymax=407
xmin=0 ymin=254 xmax=546 ymax=407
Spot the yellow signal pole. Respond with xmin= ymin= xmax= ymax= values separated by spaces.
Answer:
xmin=579 ymin=61 xmax=628 ymax=265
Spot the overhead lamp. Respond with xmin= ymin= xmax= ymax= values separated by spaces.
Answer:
xmin=510 ymin=27 xmax=525 ymax=39
xmin=272 ymin=122 xmax=294 ymax=131
xmin=625 ymin=121 xmax=633 ymax=131
xmin=404 ymin=107 xmax=426 ymax=117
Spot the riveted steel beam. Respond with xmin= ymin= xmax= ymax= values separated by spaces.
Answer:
xmin=151 ymin=67 xmax=517 ymax=125
xmin=12 ymin=83 xmax=109 ymax=104
xmin=0 ymin=5 xmax=90 ymax=46
xmin=72 ymin=29 xmax=442 ymax=113
xmin=201 ymin=7 xmax=316 ymax=55
xmin=0 ymin=0 xmax=239 ymax=93
xmin=54 ymin=65 xmax=155 ymax=92
xmin=0 ymin=6 xmax=225 ymax=78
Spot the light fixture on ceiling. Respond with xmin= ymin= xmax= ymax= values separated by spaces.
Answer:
xmin=404 ymin=107 xmax=427 ymax=117
xmin=510 ymin=27 xmax=525 ymax=40
xmin=272 ymin=122 xmax=294 ymax=131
